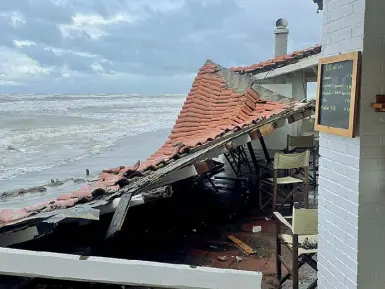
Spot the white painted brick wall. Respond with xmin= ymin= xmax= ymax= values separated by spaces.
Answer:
xmin=356 ymin=0 xmax=385 ymax=287
xmin=319 ymin=0 xmax=365 ymax=288
xmin=320 ymin=0 xmax=385 ymax=288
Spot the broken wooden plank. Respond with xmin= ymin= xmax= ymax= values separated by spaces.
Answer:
xmin=257 ymin=123 xmax=276 ymax=137
xmin=0 ymin=247 xmax=263 ymax=289
xmin=227 ymin=235 xmax=256 ymax=255
xmin=105 ymin=192 xmax=133 ymax=239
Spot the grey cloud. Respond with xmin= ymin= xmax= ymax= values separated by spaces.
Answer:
xmin=0 ymin=0 xmax=74 ymax=24
xmin=0 ymin=0 xmax=322 ymax=93
xmin=64 ymin=0 xmax=270 ymax=75
xmin=20 ymin=45 xmax=96 ymax=73
xmin=16 ymin=19 xmax=63 ymax=46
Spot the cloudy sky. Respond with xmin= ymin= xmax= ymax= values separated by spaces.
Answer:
xmin=0 ymin=0 xmax=322 ymax=94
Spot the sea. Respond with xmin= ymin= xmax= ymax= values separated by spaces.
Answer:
xmin=0 ymin=94 xmax=185 ymax=193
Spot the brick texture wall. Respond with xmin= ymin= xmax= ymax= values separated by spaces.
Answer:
xmin=320 ymin=0 xmax=385 ymax=288
xmin=356 ymin=1 xmax=385 ymax=287
xmin=318 ymin=0 xmax=364 ymax=288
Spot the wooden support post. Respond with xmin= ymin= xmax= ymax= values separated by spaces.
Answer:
xmin=246 ymin=142 xmax=259 ymax=173
xmin=105 ymin=192 xmax=133 ymax=239
xmin=275 ymin=218 xmax=282 ymax=281
xmin=292 ymin=234 xmax=299 ymax=289
xmin=312 ymin=148 xmax=317 ymax=189
xmin=247 ymin=141 xmax=260 ymax=206
xmin=224 ymin=153 xmax=238 ymax=176
xmin=259 ymin=136 xmax=271 ymax=164
xmin=239 ymin=146 xmax=252 ymax=172
xmin=204 ymin=174 xmax=219 ymax=193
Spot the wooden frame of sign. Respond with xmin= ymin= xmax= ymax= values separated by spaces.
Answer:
xmin=315 ymin=51 xmax=361 ymax=137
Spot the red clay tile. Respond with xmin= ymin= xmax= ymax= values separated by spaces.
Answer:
xmin=0 ymin=55 xmax=315 ymax=226
xmin=55 ymin=198 xmax=77 ymax=209
xmin=24 ymin=202 xmax=48 ymax=212
xmin=0 ymin=209 xmax=31 ymax=224
xmin=101 ymin=175 xmax=120 ymax=187
xmin=102 ymin=167 xmax=122 ymax=174
xmin=57 ymin=194 xmax=73 ymax=201
xmin=230 ymin=45 xmax=321 ymax=74
xmin=72 ymin=186 xmax=93 ymax=199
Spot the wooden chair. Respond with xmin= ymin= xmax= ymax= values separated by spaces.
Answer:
xmin=285 ymin=134 xmax=318 ymax=188
xmin=259 ymin=150 xmax=310 ymax=213
xmin=274 ymin=205 xmax=318 ymax=289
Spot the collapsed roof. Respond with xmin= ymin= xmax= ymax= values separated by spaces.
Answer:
xmin=0 ymin=58 xmax=315 ymax=234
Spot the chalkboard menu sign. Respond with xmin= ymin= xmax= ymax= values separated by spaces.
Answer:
xmin=315 ymin=51 xmax=361 ymax=137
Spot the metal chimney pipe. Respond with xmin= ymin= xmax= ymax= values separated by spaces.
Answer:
xmin=274 ymin=18 xmax=289 ymax=57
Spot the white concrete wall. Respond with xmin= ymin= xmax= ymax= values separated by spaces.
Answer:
xmin=0 ymin=247 xmax=263 ymax=289
xmin=318 ymin=1 xmax=364 ymax=288
xmin=291 ymin=73 xmax=307 ymax=102
xmin=251 ymin=120 xmax=299 ymax=151
xmin=254 ymin=75 xmax=306 ymax=150
xmin=262 ymin=83 xmax=292 ymax=98
xmin=356 ymin=1 xmax=385 ymax=287
xmin=319 ymin=0 xmax=385 ymax=288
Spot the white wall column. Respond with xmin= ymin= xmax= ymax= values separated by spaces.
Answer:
xmin=318 ymin=0 xmax=385 ymax=288
xmin=290 ymin=72 xmax=308 ymax=135
xmin=291 ymin=72 xmax=307 ymax=102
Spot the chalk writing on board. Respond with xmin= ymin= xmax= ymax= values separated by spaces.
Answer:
xmin=318 ymin=60 xmax=353 ymax=129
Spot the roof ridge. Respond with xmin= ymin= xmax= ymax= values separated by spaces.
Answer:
xmin=231 ymin=44 xmax=321 ymax=74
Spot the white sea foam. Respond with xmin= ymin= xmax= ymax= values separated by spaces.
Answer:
xmin=0 ymin=94 xmax=185 ymax=182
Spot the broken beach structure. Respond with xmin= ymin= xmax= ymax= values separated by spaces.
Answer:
xmin=0 ymin=26 xmax=321 ymax=288
xmin=0 ymin=59 xmax=318 ymax=237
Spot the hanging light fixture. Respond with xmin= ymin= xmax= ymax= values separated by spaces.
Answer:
xmin=313 ymin=0 xmax=323 ymax=13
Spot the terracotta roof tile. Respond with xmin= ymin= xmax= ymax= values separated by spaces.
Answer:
xmin=231 ymin=45 xmax=321 ymax=74
xmin=0 ymin=57 xmax=315 ymax=226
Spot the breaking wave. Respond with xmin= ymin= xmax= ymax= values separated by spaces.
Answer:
xmin=0 ymin=94 xmax=185 ymax=182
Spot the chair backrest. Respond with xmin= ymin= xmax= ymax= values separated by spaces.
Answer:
xmin=292 ymin=207 xmax=318 ymax=235
xmin=273 ymin=150 xmax=310 ymax=170
xmin=286 ymin=134 xmax=315 ymax=150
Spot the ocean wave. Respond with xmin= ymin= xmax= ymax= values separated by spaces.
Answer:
xmin=0 ymin=93 xmax=187 ymax=100
xmin=0 ymin=97 xmax=184 ymax=117
xmin=0 ymin=94 xmax=181 ymax=183
xmin=0 ymin=126 xmax=171 ymax=181
xmin=0 ymin=121 xmax=171 ymax=155
xmin=0 ymin=165 xmax=55 ymax=181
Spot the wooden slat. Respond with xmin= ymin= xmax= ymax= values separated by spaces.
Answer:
xmin=258 ymin=123 xmax=276 ymax=137
xmin=273 ymin=212 xmax=293 ymax=232
xmin=278 ymin=255 xmax=293 ymax=275
xmin=105 ymin=192 xmax=133 ymax=239
xmin=227 ymin=235 xmax=256 ymax=255
xmin=371 ymin=103 xmax=385 ymax=109
xmin=314 ymin=51 xmax=361 ymax=137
